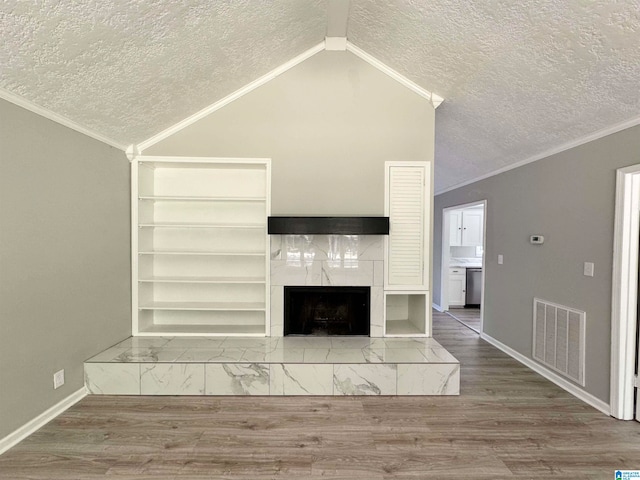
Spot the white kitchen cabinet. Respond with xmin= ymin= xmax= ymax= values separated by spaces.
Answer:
xmin=461 ymin=209 xmax=483 ymax=246
xmin=448 ymin=267 xmax=466 ymax=307
xmin=132 ymin=156 xmax=271 ymax=336
xmin=449 ymin=210 xmax=463 ymax=246
xmin=450 ymin=208 xmax=483 ymax=247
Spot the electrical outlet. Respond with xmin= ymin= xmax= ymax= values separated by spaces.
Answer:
xmin=53 ymin=369 xmax=65 ymax=389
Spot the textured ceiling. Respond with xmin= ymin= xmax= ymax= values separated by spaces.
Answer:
xmin=0 ymin=0 xmax=326 ymax=145
xmin=2 ymin=1 xmax=640 ymax=192
xmin=348 ymin=0 xmax=640 ymax=192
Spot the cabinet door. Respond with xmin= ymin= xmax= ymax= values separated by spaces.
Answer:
xmin=385 ymin=162 xmax=430 ymax=290
xmin=448 ymin=273 xmax=466 ymax=306
xmin=462 ymin=209 xmax=483 ymax=246
xmin=449 ymin=210 xmax=462 ymax=246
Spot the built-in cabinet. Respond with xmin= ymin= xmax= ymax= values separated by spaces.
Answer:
xmin=448 ymin=267 xmax=466 ymax=307
xmin=384 ymin=161 xmax=431 ymax=336
xmin=132 ymin=156 xmax=271 ymax=336
xmin=450 ymin=208 xmax=483 ymax=247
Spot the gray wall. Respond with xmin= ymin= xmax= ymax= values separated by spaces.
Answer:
xmin=0 ymin=99 xmax=131 ymax=439
xmin=146 ymin=50 xmax=435 ymax=215
xmin=433 ymin=124 xmax=640 ymax=402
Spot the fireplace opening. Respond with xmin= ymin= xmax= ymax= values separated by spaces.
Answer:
xmin=284 ymin=286 xmax=370 ymax=336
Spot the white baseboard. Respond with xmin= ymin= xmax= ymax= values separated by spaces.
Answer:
xmin=432 ymin=302 xmax=444 ymax=312
xmin=0 ymin=387 xmax=88 ymax=456
xmin=480 ymin=333 xmax=611 ymax=415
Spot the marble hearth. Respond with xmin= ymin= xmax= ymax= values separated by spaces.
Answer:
xmin=84 ymin=335 xmax=460 ymax=396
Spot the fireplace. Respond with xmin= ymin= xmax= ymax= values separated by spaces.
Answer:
xmin=284 ymin=286 xmax=370 ymax=336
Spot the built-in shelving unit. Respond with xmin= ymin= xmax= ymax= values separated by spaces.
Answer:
xmin=383 ymin=161 xmax=431 ymax=337
xmin=384 ymin=292 xmax=428 ymax=336
xmin=132 ymin=156 xmax=271 ymax=336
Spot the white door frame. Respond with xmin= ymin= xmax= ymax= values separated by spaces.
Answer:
xmin=441 ymin=200 xmax=487 ymax=334
xmin=610 ymin=164 xmax=640 ymax=420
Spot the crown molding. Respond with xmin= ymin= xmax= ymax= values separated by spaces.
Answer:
xmin=325 ymin=36 xmax=347 ymax=51
xmin=345 ymin=42 xmax=444 ymax=108
xmin=435 ymin=113 xmax=640 ymax=196
xmin=137 ymin=42 xmax=326 ymax=152
xmin=0 ymin=87 xmax=127 ymax=151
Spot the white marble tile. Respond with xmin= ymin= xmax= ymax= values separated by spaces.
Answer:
xmin=357 ymin=236 xmax=384 ymax=261
xmin=280 ymin=337 xmax=333 ymax=349
xmin=382 ymin=338 xmax=431 ymax=349
xmin=164 ymin=337 xmax=226 ymax=349
xmin=270 ymin=260 xmax=321 ymax=286
xmin=333 ymin=364 xmax=397 ymax=395
xmin=409 ymin=337 xmax=445 ymax=348
xmin=113 ymin=347 xmax=187 ymax=363
xmin=293 ymin=235 xmax=384 ymax=261
xmin=321 ymin=261 xmax=374 ymax=286
xmin=86 ymin=347 xmax=130 ymax=362
xmin=270 ymin=364 xmax=333 ymax=395
xmin=177 ymin=348 xmax=246 ymax=362
xmin=330 ymin=337 xmax=376 ymax=349
xmin=140 ymin=363 xmax=205 ymax=395
xmin=397 ymin=364 xmax=460 ymax=395
xmin=303 ymin=348 xmax=366 ymax=363
xmin=420 ymin=346 xmax=459 ymax=363
xmin=262 ymin=348 xmax=305 ymax=363
xmin=373 ymin=261 xmax=384 ymax=286
xmin=221 ymin=337 xmax=280 ymax=349
xmin=85 ymin=363 xmax=140 ymax=395
xmin=270 ymin=285 xmax=284 ymax=337
xmin=363 ymin=348 xmax=432 ymax=363
xmin=114 ymin=336 xmax=172 ymax=348
xmin=205 ymin=364 xmax=269 ymax=395
xmin=370 ymin=287 xmax=384 ymax=337
xmin=270 ymin=235 xmax=282 ymax=260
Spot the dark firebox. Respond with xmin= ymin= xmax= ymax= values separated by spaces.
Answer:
xmin=284 ymin=286 xmax=370 ymax=336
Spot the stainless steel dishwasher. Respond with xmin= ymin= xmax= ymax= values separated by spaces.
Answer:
xmin=465 ymin=268 xmax=482 ymax=307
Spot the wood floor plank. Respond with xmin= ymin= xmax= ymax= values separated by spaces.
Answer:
xmin=0 ymin=311 xmax=639 ymax=478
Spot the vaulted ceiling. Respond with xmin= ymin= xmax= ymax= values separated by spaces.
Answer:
xmin=2 ymin=0 xmax=640 ymax=192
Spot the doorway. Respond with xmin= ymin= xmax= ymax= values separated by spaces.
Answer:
xmin=611 ymin=164 xmax=640 ymax=421
xmin=440 ymin=200 xmax=487 ymax=334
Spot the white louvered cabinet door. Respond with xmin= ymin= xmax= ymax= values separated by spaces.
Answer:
xmin=384 ymin=162 xmax=430 ymax=290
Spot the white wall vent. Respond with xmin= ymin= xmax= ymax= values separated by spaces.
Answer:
xmin=533 ymin=298 xmax=586 ymax=386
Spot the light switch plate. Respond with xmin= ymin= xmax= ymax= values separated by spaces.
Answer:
xmin=583 ymin=262 xmax=594 ymax=277
xmin=498 ymin=254 xmax=504 ymax=265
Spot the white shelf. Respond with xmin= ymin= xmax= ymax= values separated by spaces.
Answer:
xmin=133 ymin=156 xmax=271 ymax=337
xmin=139 ymin=301 xmax=265 ymax=311
xmin=138 ymin=251 xmax=265 ymax=256
xmin=139 ymin=276 xmax=265 ymax=284
xmin=385 ymin=319 xmax=427 ymax=336
xmin=139 ymin=195 xmax=265 ymax=202
xmin=384 ymin=291 xmax=428 ymax=337
xmin=137 ymin=323 xmax=266 ymax=336
xmin=138 ymin=222 xmax=265 ymax=229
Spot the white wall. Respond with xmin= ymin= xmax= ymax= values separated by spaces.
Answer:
xmin=146 ymin=50 xmax=435 ymax=214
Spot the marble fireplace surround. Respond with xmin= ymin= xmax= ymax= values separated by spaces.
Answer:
xmin=270 ymin=234 xmax=384 ymax=337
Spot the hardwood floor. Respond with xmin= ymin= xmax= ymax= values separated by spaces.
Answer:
xmin=446 ymin=307 xmax=481 ymax=332
xmin=1 ymin=311 xmax=639 ymax=479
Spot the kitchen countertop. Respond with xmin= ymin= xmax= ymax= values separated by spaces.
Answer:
xmin=449 ymin=257 xmax=483 ymax=268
